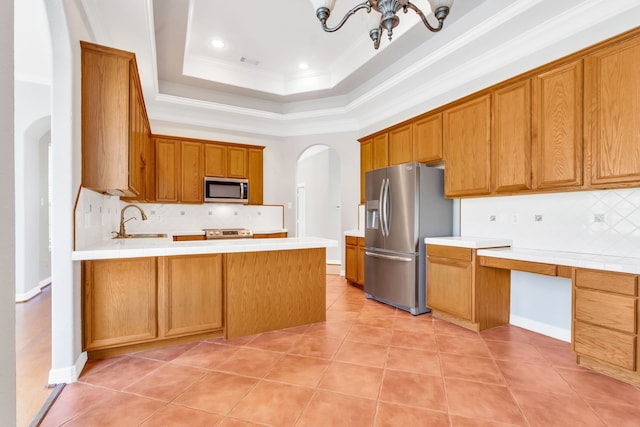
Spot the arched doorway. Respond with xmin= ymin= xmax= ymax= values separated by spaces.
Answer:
xmin=296 ymin=145 xmax=341 ymax=264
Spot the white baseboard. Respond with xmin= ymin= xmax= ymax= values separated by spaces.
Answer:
xmin=510 ymin=315 xmax=571 ymax=343
xmin=15 ymin=277 xmax=51 ymax=302
xmin=48 ymin=352 xmax=87 ymax=385
xmin=326 ymin=259 xmax=341 ymax=265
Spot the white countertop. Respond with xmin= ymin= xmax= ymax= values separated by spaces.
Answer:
xmin=73 ymin=236 xmax=337 ymax=261
xmin=344 ymin=229 xmax=364 ymax=238
xmin=170 ymin=229 xmax=287 ymax=236
xmin=478 ymin=247 xmax=640 ymax=275
xmin=424 ymin=236 xmax=512 ymax=249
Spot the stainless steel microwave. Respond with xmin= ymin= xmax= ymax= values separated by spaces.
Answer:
xmin=203 ymin=177 xmax=249 ymax=203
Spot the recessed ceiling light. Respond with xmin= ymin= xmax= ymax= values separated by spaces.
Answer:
xmin=298 ymin=62 xmax=309 ymax=70
xmin=211 ymin=39 xmax=225 ymax=49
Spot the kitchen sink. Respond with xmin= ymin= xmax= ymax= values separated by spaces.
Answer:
xmin=113 ymin=233 xmax=168 ymax=239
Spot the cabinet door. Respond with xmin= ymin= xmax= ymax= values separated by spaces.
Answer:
xmin=413 ymin=113 xmax=443 ymax=164
xmin=227 ymin=146 xmax=248 ymax=178
xmin=180 ymin=141 xmax=203 ymax=204
xmin=160 ymin=255 xmax=223 ymax=337
xmin=427 ymin=257 xmax=473 ymax=320
xmin=247 ymin=148 xmax=264 ymax=205
xmin=345 ymin=242 xmax=358 ymax=283
xmin=155 ymin=138 xmax=179 ymax=202
xmin=204 ymin=143 xmax=226 ymax=177
xmin=143 ymin=126 xmax=155 ymax=202
xmin=492 ymin=80 xmax=532 ymax=194
xmin=443 ymin=94 xmax=491 ymax=197
xmin=360 ymin=139 xmax=373 ymax=204
xmin=127 ymin=64 xmax=145 ymax=199
xmin=81 ymin=44 xmax=131 ymax=195
xmin=388 ymin=124 xmax=413 ymax=166
xmin=83 ymin=258 xmax=157 ymax=350
xmin=356 ymin=238 xmax=365 ymax=285
xmin=532 ymin=60 xmax=583 ymax=189
xmin=585 ymin=34 xmax=640 ymax=187
xmin=372 ymin=134 xmax=389 ymax=170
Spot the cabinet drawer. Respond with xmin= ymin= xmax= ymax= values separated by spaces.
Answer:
xmin=345 ymin=236 xmax=358 ymax=246
xmin=574 ymin=288 xmax=636 ymax=333
xmin=575 ymin=269 xmax=637 ymax=296
xmin=427 ymin=245 xmax=472 ymax=261
xmin=574 ymin=321 xmax=636 ymax=370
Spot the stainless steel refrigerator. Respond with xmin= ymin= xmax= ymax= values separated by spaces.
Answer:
xmin=364 ymin=163 xmax=452 ymax=315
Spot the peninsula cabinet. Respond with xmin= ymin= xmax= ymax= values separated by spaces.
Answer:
xmin=426 ymin=244 xmax=510 ymax=331
xmin=491 ymin=79 xmax=532 ymax=194
xmin=572 ymin=268 xmax=640 ymax=385
xmin=585 ymin=33 xmax=640 ymax=188
xmin=82 ymin=257 xmax=158 ymax=351
xmin=532 ymin=60 xmax=583 ymax=190
xmin=81 ymin=41 xmax=152 ymax=199
xmin=443 ymin=94 xmax=492 ymax=198
xmin=159 ymin=255 xmax=223 ymax=337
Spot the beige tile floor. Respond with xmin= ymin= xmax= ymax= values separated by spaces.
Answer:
xmin=33 ymin=274 xmax=640 ymax=426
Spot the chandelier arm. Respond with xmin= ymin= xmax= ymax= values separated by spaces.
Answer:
xmin=319 ymin=2 xmax=372 ymax=33
xmin=404 ymin=2 xmax=444 ymax=32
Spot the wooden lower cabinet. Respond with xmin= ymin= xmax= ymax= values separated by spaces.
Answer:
xmin=253 ymin=232 xmax=287 ymax=238
xmin=83 ymin=258 xmax=158 ymax=351
xmin=572 ymin=268 xmax=640 ymax=385
xmin=82 ymin=254 xmax=224 ymax=354
xmin=345 ymin=236 xmax=364 ymax=286
xmin=159 ymin=255 xmax=223 ymax=337
xmin=426 ymin=245 xmax=510 ymax=331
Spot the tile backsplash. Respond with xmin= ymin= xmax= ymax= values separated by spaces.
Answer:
xmin=75 ymin=188 xmax=285 ymax=249
xmin=461 ymin=188 xmax=640 ymax=258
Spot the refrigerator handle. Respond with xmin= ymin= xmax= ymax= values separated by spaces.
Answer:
xmin=378 ymin=178 xmax=386 ymax=236
xmin=365 ymin=251 xmax=412 ymax=262
xmin=382 ymin=178 xmax=390 ymax=236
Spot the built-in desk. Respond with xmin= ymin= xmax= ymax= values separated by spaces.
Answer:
xmin=430 ymin=241 xmax=640 ymax=388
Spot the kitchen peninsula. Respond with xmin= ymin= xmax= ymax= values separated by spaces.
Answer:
xmin=73 ymin=236 xmax=336 ymax=357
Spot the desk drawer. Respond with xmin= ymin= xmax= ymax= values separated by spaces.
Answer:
xmin=575 ymin=269 xmax=637 ymax=296
xmin=427 ymin=245 xmax=471 ymax=261
xmin=574 ymin=321 xmax=636 ymax=371
xmin=574 ymin=288 xmax=636 ymax=334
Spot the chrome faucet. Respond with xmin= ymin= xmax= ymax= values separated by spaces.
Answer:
xmin=115 ymin=204 xmax=148 ymax=238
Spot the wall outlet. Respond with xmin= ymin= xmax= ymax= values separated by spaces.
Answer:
xmin=511 ymin=214 xmax=519 ymax=224
xmin=534 ymin=214 xmax=543 ymax=222
xmin=489 ymin=215 xmax=496 ymax=222
xmin=594 ymin=213 xmax=605 ymax=223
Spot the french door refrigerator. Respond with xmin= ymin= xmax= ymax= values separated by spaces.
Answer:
xmin=364 ymin=163 xmax=452 ymax=314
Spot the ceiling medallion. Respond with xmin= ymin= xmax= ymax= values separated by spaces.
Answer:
xmin=309 ymin=0 xmax=454 ymax=49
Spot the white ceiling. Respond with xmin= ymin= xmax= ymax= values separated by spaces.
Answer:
xmin=16 ymin=0 xmax=640 ymax=138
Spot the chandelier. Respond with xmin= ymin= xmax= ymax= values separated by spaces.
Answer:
xmin=309 ymin=0 xmax=454 ymax=49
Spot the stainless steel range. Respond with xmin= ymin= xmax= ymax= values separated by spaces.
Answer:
xmin=203 ymin=228 xmax=253 ymax=239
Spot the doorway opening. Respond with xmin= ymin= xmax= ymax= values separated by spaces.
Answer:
xmin=296 ymin=145 xmax=341 ymax=264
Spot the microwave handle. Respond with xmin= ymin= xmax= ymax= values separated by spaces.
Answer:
xmin=241 ymin=182 xmax=246 ymax=200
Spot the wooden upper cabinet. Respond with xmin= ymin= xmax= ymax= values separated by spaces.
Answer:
xmin=360 ymin=138 xmax=373 ymax=203
xmin=144 ymin=126 xmax=156 ymax=202
xmin=491 ymin=79 xmax=532 ymax=194
xmin=388 ymin=124 xmax=413 ymax=166
xmin=180 ymin=141 xmax=204 ymax=204
xmin=247 ymin=148 xmax=264 ymax=205
xmin=372 ymin=133 xmax=389 ymax=170
xmin=227 ymin=146 xmax=248 ymax=178
xmin=81 ymin=42 xmax=137 ymax=197
xmin=204 ymin=143 xmax=226 ymax=177
xmin=413 ymin=113 xmax=443 ymax=164
xmin=532 ymin=60 xmax=583 ymax=190
xmin=127 ymin=63 xmax=146 ymax=200
xmin=155 ymin=138 xmax=180 ymax=203
xmin=585 ymin=33 xmax=640 ymax=187
xmin=443 ymin=94 xmax=492 ymax=197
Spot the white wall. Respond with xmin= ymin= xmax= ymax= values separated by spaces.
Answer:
xmin=461 ymin=188 xmax=640 ymax=341
xmin=14 ymin=80 xmax=51 ymax=300
xmin=1 ymin=0 xmax=16 ymax=421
